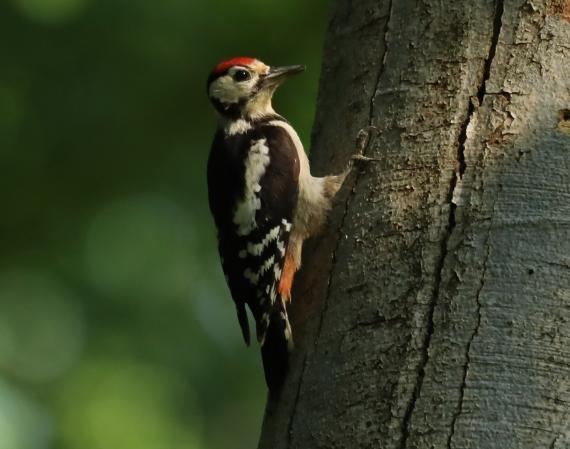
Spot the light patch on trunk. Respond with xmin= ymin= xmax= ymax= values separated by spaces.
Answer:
xmin=233 ymin=138 xmax=270 ymax=236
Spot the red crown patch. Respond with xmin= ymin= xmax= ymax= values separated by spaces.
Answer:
xmin=213 ymin=57 xmax=256 ymax=74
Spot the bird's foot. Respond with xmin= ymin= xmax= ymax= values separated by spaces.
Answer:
xmin=355 ymin=125 xmax=379 ymax=155
xmin=346 ymin=126 xmax=381 ymax=170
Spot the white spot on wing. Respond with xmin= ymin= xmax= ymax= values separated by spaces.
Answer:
xmin=276 ymin=239 xmax=285 ymax=256
xmin=243 ymin=254 xmax=276 ymax=287
xmin=284 ymin=323 xmax=292 ymax=341
xmin=274 ymin=265 xmax=282 ymax=281
xmin=283 ymin=312 xmax=294 ymax=350
xmin=238 ymin=250 xmax=247 ymax=258
xmin=233 ymin=138 xmax=270 ymax=236
xmin=247 ymin=226 xmax=280 ymax=256
xmin=260 ymin=256 xmax=275 ymax=275
xmin=259 ymin=313 xmax=271 ymax=346
xmin=244 ymin=268 xmax=259 ymax=285
xmin=281 ymin=219 xmax=292 ymax=232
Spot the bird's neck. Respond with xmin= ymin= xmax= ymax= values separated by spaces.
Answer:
xmin=220 ymin=96 xmax=282 ymax=136
xmin=243 ymin=92 xmax=276 ymax=121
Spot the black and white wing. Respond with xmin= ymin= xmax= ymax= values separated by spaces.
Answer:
xmin=207 ymin=122 xmax=300 ymax=390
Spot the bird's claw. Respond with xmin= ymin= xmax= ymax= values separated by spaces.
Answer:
xmin=351 ymin=154 xmax=381 ymax=163
xmin=344 ymin=126 xmax=381 ymax=172
xmin=355 ymin=126 xmax=379 ymax=155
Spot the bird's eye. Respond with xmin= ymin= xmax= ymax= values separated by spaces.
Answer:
xmin=233 ymin=69 xmax=251 ymax=82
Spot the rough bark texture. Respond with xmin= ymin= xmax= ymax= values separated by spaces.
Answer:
xmin=258 ymin=0 xmax=570 ymax=448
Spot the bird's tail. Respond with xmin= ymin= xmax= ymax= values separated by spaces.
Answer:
xmin=259 ymin=300 xmax=293 ymax=392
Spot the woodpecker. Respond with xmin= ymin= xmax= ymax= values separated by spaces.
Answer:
xmin=206 ymin=57 xmax=347 ymax=391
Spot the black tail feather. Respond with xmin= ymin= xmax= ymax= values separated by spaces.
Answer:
xmin=236 ymin=302 xmax=250 ymax=346
xmin=260 ymin=306 xmax=292 ymax=392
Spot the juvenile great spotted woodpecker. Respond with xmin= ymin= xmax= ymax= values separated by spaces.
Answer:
xmin=206 ymin=57 xmax=348 ymax=391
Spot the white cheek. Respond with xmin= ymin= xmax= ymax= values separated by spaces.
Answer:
xmin=209 ymin=76 xmax=257 ymax=104
xmin=210 ymin=77 xmax=240 ymax=103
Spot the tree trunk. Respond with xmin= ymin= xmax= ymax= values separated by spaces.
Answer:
xmin=258 ymin=0 xmax=570 ymax=448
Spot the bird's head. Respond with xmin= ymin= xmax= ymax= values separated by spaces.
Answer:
xmin=207 ymin=57 xmax=305 ymax=120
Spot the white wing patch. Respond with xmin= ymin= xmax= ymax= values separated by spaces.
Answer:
xmin=233 ymin=138 xmax=270 ymax=236
xmin=225 ymin=119 xmax=252 ymax=136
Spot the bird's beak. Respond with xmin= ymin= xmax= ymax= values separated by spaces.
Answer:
xmin=262 ymin=65 xmax=305 ymax=88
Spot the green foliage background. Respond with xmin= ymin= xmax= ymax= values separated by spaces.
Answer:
xmin=0 ymin=0 xmax=329 ymax=447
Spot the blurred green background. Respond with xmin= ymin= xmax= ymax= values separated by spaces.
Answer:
xmin=0 ymin=0 xmax=329 ymax=447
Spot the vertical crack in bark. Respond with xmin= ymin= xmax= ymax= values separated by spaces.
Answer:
xmin=400 ymin=2 xmax=504 ymax=448
xmin=446 ymin=242 xmax=489 ymax=449
xmin=369 ymin=0 xmax=394 ymax=124
xmin=445 ymin=2 xmax=503 ymax=447
xmin=284 ymin=3 xmax=394 ymax=445
xmin=479 ymin=0 xmax=504 ymax=104
xmin=447 ymin=178 xmax=501 ymax=447
xmin=457 ymin=0 xmax=504 ymax=178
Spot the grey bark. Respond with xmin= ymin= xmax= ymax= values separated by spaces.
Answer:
xmin=258 ymin=0 xmax=570 ymax=448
